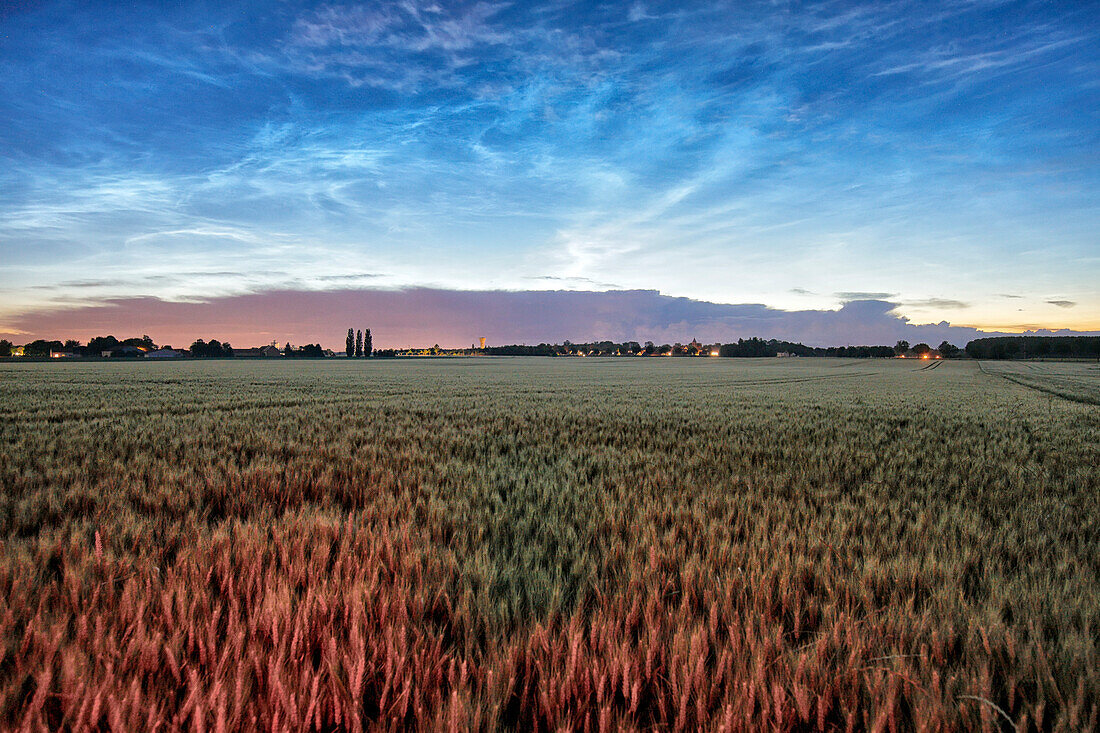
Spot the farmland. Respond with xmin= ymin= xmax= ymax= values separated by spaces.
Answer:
xmin=0 ymin=357 xmax=1097 ymax=730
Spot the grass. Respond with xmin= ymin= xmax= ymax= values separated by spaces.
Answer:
xmin=0 ymin=357 xmax=1097 ymax=730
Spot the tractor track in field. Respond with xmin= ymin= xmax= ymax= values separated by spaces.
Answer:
xmin=977 ymin=361 xmax=1100 ymax=406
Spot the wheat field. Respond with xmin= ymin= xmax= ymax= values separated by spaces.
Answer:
xmin=0 ymin=357 xmax=1097 ymax=731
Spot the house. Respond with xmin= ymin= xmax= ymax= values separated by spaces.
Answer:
xmin=146 ymin=347 xmax=186 ymax=358
xmin=104 ymin=345 xmax=146 ymax=358
xmin=236 ymin=345 xmax=283 ymax=358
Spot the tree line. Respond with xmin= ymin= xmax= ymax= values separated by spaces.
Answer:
xmin=283 ymin=343 xmax=325 ymax=358
xmin=473 ymin=339 xmax=897 ymax=358
xmin=3 ymin=333 xmax=1098 ymax=360
xmin=965 ymin=336 xmax=1100 ymax=360
xmin=0 ymin=335 xmax=317 ymax=358
xmin=721 ymin=338 xmax=897 ymax=358
xmin=189 ymin=339 xmax=233 ymax=358
xmin=890 ymin=341 xmax=961 ymax=358
xmin=3 ymin=335 xmax=159 ymax=358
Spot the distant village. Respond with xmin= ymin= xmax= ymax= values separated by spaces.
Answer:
xmin=2 ymin=331 xmax=1095 ymax=361
xmin=1 ymin=334 xmax=732 ymax=359
xmin=2 ymin=331 xmax=952 ymax=360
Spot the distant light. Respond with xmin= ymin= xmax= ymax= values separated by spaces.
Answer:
xmin=710 ymin=350 xmax=719 ymax=357
xmin=921 ymin=353 xmax=930 ymax=359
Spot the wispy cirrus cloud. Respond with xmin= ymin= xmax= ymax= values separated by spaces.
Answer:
xmin=290 ymin=2 xmax=510 ymax=53
xmin=836 ymin=292 xmax=896 ymax=301
xmin=870 ymin=35 xmax=1086 ymax=81
xmin=905 ymin=298 xmax=970 ymax=309
xmin=526 ymin=275 xmax=623 ymax=289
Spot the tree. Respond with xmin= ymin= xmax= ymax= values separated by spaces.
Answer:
xmin=284 ymin=342 xmax=293 ymax=357
xmin=894 ymin=340 xmax=910 ymax=356
xmin=912 ymin=343 xmax=932 ymax=356
xmin=937 ymin=341 xmax=960 ymax=358
xmin=121 ymin=335 xmax=157 ymax=351
xmin=88 ymin=335 xmax=120 ymax=356
xmin=191 ymin=339 xmax=230 ymax=357
xmin=346 ymin=328 xmax=355 ymax=358
xmin=364 ymin=328 xmax=372 ymax=357
xmin=355 ymin=330 xmax=363 ymax=358
xmin=0 ymin=339 xmax=11 ymax=357
xmin=25 ymin=339 xmax=63 ymax=357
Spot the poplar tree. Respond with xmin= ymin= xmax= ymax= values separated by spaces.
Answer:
xmin=364 ymin=328 xmax=372 ymax=357
xmin=355 ymin=330 xmax=363 ymax=357
xmin=346 ymin=328 xmax=354 ymax=358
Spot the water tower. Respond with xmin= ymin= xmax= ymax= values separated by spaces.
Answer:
xmin=479 ymin=337 xmax=486 ymax=349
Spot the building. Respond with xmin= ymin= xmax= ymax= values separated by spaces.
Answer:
xmin=146 ymin=347 xmax=186 ymax=358
xmin=236 ymin=345 xmax=283 ymax=358
xmin=104 ymin=345 xmax=146 ymax=358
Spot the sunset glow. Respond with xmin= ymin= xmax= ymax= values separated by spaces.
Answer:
xmin=1 ymin=1 xmax=1097 ymax=347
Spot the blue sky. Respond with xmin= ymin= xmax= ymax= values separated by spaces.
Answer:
xmin=1 ymin=0 xmax=1097 ymax=345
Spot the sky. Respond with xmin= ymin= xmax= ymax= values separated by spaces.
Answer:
xmin=1 ymin=0 xmax=1097 ymax=348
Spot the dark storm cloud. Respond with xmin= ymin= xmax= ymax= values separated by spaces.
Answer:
xmin=11 ymin=288 xmax=1093 ymax=350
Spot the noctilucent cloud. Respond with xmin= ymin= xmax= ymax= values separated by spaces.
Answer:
xmin=1 ymin=0 xmax=1098 ymax=345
